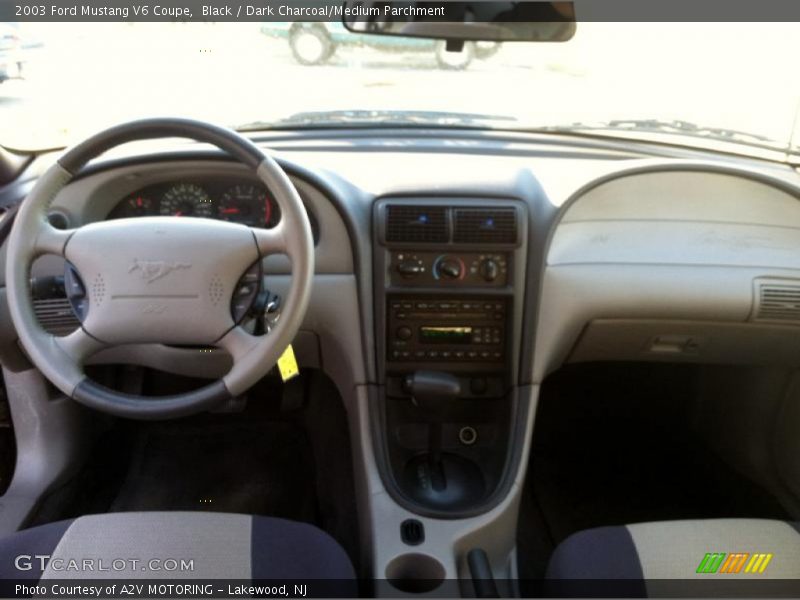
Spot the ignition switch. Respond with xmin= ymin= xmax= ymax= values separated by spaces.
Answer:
xmin=252 ymin=287 xmax=281 ymax=335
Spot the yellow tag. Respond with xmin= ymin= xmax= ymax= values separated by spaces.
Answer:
xmin=277 ymin=345 xmax=299 ymax=382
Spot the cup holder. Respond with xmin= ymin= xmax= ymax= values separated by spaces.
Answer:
xmin=385 ymin=553 xmax=446 ymax=594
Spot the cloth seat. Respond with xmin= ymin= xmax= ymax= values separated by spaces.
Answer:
xmin=0 ymin=512 xmax=355 ymax=593
xmin=546 ymin=518 xmax=800 ymax=597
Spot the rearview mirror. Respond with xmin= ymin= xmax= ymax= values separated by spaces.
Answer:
xmin=341 ymin=1 xmax=576 ymax=43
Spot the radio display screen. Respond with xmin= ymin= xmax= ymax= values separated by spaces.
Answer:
xmin=419 ymin=326 xmax=473 ymax=344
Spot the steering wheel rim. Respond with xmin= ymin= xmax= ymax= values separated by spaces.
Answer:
xmin=5 ymin=118 xmax=315 ymax=419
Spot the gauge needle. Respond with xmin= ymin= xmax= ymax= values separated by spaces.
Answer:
xmin=174 ymin=211 xmax=183 ymax=216
xmin=221 ymin=208 xmax=240 ymax=214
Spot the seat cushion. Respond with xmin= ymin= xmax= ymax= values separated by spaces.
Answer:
xmin=0 ymin=512 xmax=355 ymax=590
xmin=546 ymin=519 xmax=800 ymax=597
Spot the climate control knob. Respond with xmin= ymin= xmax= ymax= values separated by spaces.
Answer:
xmin=478 ymin=259 xmax=499 ymax=282
xmin=434 ymin=255 xmax=464 ymax=280
xmin=396 ymin=258 xmax=424 ymax=278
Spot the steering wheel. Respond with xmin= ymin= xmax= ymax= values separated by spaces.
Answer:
xmin=5 ymin=118 xmax=314 ymax=419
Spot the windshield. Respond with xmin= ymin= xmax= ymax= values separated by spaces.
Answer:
xmin=2 ymin=21 xmax=799 ymax=158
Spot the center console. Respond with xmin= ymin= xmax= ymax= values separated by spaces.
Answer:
xmin=372 ymin=198 xmax=528 ymax=517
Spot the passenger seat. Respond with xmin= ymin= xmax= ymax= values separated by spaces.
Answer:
xmin=546 ymin=519 xmax=800 ymax=597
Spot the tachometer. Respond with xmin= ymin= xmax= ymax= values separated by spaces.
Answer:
xmin=219 ymin=184 xmax=277 ymax=227
xmin=121 ymin=195 xmax=155 ymax=217
xmin=160 ymin=183 xmax=214 ymax=218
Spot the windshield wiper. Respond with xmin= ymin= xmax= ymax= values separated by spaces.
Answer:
xmin=545 ymin=118 xmax=782 ymax=148
xmin=238 ymin=109 xmax=518 ymax=131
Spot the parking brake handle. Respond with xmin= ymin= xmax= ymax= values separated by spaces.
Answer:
xmin=467 ymin=549 xmax=500 ymax=598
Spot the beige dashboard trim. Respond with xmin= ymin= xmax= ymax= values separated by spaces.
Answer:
xmin=536 ymin=166 xmax=800 ymax=382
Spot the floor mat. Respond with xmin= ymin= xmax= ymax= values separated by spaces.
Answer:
xmin=519 ymin=363 xmax=791 ymax=581
xmin=25 ymin=371 xmax=359 ymax=570
xmin=110 ymin=420 xmax=318 ymax=524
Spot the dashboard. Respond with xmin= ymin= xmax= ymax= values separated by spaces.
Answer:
xmin=105 ymin=177 xmax=320 ymax=240
xmin=3 ymin=130 xmax=800 ymax=582
xmin=5 ymin=138 xmax=799 ymax=386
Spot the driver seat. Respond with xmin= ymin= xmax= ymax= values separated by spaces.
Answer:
xmin=0 ymin=512 xmax=356 ymax=587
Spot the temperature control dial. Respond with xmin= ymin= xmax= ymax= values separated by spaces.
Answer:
xmin=433 ymin=255 xmax=465 ymax=280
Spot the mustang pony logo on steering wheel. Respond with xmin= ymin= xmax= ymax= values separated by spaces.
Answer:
xmin=128 ymin=259 xmax=192 ymax=283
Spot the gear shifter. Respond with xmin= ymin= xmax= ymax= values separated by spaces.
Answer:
xmin=402 ymin=371 xmax=485 ymax=510
xmin=403 ymin=370 xmax=461 ymax=409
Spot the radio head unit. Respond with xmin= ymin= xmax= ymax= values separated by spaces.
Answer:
xmin=386 ymin=296 xmax=507 ymax=371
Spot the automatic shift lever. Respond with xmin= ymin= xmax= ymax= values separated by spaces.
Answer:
xmin=401 ymin=371 xmax=484 ymax=508
xmin=403 ymin=371 xmax=461 ymax=490
xmin=403 ymin=371 xmax=461 ymax=410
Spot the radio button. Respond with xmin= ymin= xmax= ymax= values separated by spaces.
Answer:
xmin=396 ymin=326 xmax=413 ymax=341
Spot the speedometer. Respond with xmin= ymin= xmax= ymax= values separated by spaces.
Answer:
xmin=160 ymin=184 xmax=214 ymax=218
xmin=219 ymin=184 xmax=277 ymax=227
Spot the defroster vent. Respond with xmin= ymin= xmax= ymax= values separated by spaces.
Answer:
xmin=454 ymin=208 xmax=517 ymax=244
xmin=386 ymin=205 xmax=448 ymax=243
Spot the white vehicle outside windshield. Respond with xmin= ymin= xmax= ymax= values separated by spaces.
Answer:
xmin=1 ymin=21 xmax=799 ymax=158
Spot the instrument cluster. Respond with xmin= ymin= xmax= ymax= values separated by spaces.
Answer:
xmin=107 ymin=180 xmax=317 ymax=237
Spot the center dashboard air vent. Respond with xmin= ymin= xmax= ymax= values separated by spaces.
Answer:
xmin=753 ymin=279 xmax=800 ymax=323
xmin=386 ymin=205 xmax=448 ymax=243
xmin=453 ymin=208 xmax=518 ymax=244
